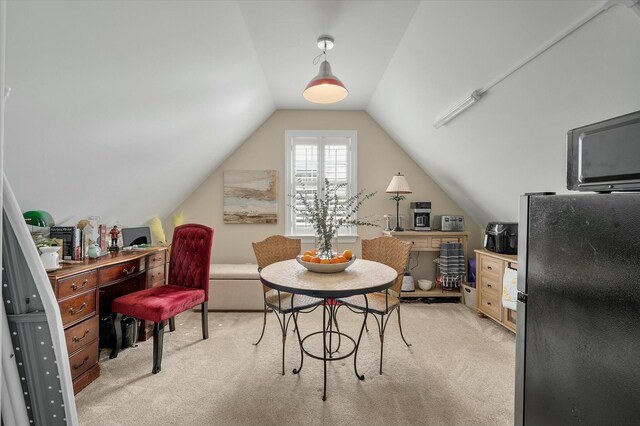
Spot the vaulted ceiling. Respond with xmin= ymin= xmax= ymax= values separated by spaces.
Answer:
xmin=4 ymin=1 xmax=640 ymax=227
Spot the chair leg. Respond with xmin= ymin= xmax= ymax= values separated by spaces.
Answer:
xmin=169 ymin=317 xmax=176 ymax=332
xmin=379 ymin=314 xmax=385 ymax=375
xmin=397 ymin=306 xmax=411 ymax=347
xmin=109 ymin=313 xmax=123 ymax=359
xmin=152 ymin=321 xmax=165 ymax=374
xmin=253 ymin=303 xmax=267 ymax=346
xmin=281 ymin=312 xmax=287 ymax=376
xmin=201 ymin=301 xmax=209 ymax=340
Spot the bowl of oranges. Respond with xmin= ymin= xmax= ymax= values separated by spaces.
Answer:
xmin=296 ymin=249 xmax=355 ymax=273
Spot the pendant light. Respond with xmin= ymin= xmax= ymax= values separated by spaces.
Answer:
xmin=303 ymin=35 xmax=348 ymax=104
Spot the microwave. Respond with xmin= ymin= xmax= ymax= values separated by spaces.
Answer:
xmin=567 ymin=110 xmax=640 ymax=192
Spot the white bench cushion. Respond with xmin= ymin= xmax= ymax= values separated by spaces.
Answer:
xmin=209 ymin=263 xmax=259 ymax=280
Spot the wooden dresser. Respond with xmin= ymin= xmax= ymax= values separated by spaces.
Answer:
xmin=475 ymin=249 xmax=517 ymax=332
xmin=47 ymin=247 xmax=167 ymax=393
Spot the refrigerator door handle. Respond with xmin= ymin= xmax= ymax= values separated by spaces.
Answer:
xmin=517 ymin=292 xmax=528 ymax=304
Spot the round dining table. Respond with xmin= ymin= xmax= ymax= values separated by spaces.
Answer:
xmin=259 ymin=258 xmax=398 ymax=400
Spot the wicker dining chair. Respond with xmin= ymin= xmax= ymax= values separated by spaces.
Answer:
xmin=252 ymin=235 xmax=322 ymax=375
xmin=337 ymin=236 xmax=413 ymax=374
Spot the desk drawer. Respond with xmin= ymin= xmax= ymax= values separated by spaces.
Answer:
xmin=479 ymin=291 xmax=501 ymax=321
xmin=480 ymin=256 xmax=502 ymax=276
xmin=431 ymin=237 xmax=462 ymax=249
xmin=479 ymin=273 xmax=501 ymax=296
xmin=58 ymin=271 xmax=98 ymax=300
xmin=59 ymin=290 xmax=96 ymax=328
xmin=147 ymin=252 xmax=166 ymax=269
xmin=69 ymin=339 xmax=98 ymax=380
xmin=65 ymin=315 xmax=99 ymax=355
xmin=99 ymin=258 xmax=144 ymax=285
xmin=147 ymin=265 xmax=165 ymax=288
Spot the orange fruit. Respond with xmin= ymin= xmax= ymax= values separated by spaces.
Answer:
xmin=310 ymin=249 xmax=318 ymax=255
xmin=302 ymin=254 xmax=312 ymax=262
xmin=320 ymin=258 xmax=331 ymax=264
xmin=310 ymin=256 xmax=321 ymax=263
xmin=330 ymin=257 xmax=341 ymax=264
xmin=336 ymin=255 xmax=347 ymax=263
xmin=303 ymin=251 xmax=313 ymax=257
xmin=342 ymin=249 xmax=353 ymax=260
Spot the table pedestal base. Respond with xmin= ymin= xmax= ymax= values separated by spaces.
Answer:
xmin=292 ymin=296 xmax=369 ymax=401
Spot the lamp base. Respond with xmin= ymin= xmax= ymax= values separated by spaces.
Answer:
xmin=392 ymin=226 xmax=404 ymax=232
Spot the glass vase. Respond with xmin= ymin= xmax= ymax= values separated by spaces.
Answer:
xmin=316 ymin=233 xmax=337 ymax=260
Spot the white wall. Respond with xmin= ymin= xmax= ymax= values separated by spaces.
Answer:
xmin=369 ymin=2 xmax=640 ymax=227
xmin=169 ymin=110 xmax=482 ymax=281
xmin=3 ymin=0 xmax=273 ymax=227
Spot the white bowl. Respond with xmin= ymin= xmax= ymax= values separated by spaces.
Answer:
xmin=296 ymin=255 xmax=356 ymax=273
xmin=417 ymin=279 xmax=434 ymax=291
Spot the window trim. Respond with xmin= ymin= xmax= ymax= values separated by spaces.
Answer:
xmin=284 ymin=130 xmax=358 ymax=243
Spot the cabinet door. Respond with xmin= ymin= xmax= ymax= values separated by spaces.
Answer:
xmin=504 ymin=308 xmax=516 ymax=331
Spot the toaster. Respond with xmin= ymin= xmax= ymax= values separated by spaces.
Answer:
xmin=433 ymin=215 xmax=465 ymax=231
xmin=484 ymin=222 xmax=518 ymax=255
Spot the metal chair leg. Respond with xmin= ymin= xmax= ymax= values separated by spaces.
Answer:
xmin=109 ymin=313 xmax=123 ymax=359
xmin=169 ymin=317 xmax=176 ymax=332
xmin=281 ymin=312 xmax=287 ymax=376
xmin=152 ymin=321 xmax=165 ymax=374
xmin=201 ymin=301 xmax=209 ymax=340
xmin=397 ymin=306 xmax=411 ymax=347
xmin=253 ymin=303 xmax=268 ymax=346
xmin=379 ymin=314 xmax=385 ymax=375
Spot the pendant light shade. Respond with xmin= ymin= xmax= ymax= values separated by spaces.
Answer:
xmin=303 ymin=60 xmax=348 ymax=104
xmin=303 ymin=35 xmax=348 ymax=104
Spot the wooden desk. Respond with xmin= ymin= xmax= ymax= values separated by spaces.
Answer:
xmin=383 ymin=230 xmax=468 ymax=299
xmin=47 ymin=247 xmax=167 ymax=394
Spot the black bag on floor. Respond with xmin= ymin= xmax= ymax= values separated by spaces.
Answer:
xmin=99 ymin=315 xmax=139 ymax=350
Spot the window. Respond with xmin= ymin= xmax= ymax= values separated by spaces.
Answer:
xmin=284 ymin=130 xmax=358 ymax=242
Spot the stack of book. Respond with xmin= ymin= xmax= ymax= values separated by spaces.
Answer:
xmin=50 ymin=223 xmax=110 ymax=261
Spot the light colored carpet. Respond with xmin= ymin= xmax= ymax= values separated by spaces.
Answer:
xmin=76 ymin=303 xmax=515 ymax=425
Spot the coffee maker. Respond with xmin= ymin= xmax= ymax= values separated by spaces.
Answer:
xmin=410 ymin=202 xmax=431 ymax=231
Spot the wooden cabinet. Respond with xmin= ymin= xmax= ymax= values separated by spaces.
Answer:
xmin=48 ymin=247 xmax=167 ymax=393
xmin=384 ymin=231 xmax=468 ymax=300
xmin=475 ymin=249 xmax=517 ymax=332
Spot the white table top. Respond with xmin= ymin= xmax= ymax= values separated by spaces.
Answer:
xmin=259 ymin=258 xmax=398 ymax=298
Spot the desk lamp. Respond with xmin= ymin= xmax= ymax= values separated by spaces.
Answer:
xmin=386 ymin=173 xmax=412 ymax=231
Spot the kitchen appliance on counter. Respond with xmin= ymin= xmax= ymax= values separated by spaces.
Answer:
xmin=410 ymin=202 xmax=431 ymax=231
xmin=433 ymin=215 xmax=465 ymax=231
xmin=484 ymin=222 xmax=517 ymax=254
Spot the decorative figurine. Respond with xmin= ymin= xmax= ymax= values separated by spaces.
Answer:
xmin=109 ymin=225 xmax=120 ymax=252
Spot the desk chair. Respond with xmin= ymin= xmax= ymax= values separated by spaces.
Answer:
xmin=252 ymin=235 xmax=322 ymax=375
xmin=110 ymin=224 xmax=213 ymax=374
xmin=337 ymin=236 xmax=412 ymax=374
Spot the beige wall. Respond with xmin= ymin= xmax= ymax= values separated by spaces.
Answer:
xmin=171 ymin=109 xmax=482 ymax=281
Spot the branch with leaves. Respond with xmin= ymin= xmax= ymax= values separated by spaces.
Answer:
xmin=293 ymin=179 xmax=378 ymax=256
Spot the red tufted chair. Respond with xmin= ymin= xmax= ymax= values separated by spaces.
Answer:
xmin=110 ymin=224 xmax=214 ymax=374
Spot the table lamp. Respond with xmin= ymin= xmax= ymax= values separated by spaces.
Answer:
xmin=386 ymin=173 xmax=412 ymax=231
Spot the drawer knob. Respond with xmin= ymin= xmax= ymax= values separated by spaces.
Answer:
xmin=487 ymin=302 xmax=492 ymax=306
xmin=72 ymin=330 xmax=90 ymax=343
xmin=69 ymin=302 xmax=87 ymax=315
xmin=71 ymin=279 xmax=89 ymax=291
xmin=487 ymin=284 xmax=492 ymax=288
xmin=73 ymin=356 xmax=90 ymax=370
xmin=153 ymin=257 xmax=163 ymax=262
xmin=487 ymin=266 xmax=493 ymax=270
xmin=123 ymin=266 xmax=136 ymax=276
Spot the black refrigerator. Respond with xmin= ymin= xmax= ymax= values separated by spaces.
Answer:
xmin=515 ymin=192 xmax=640 ymax=425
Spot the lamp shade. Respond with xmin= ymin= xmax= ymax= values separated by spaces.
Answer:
xmin=303 ymin=60 xmax=348 ymax=104
xmin=385 ymin=173 xmax=412 ymax=194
